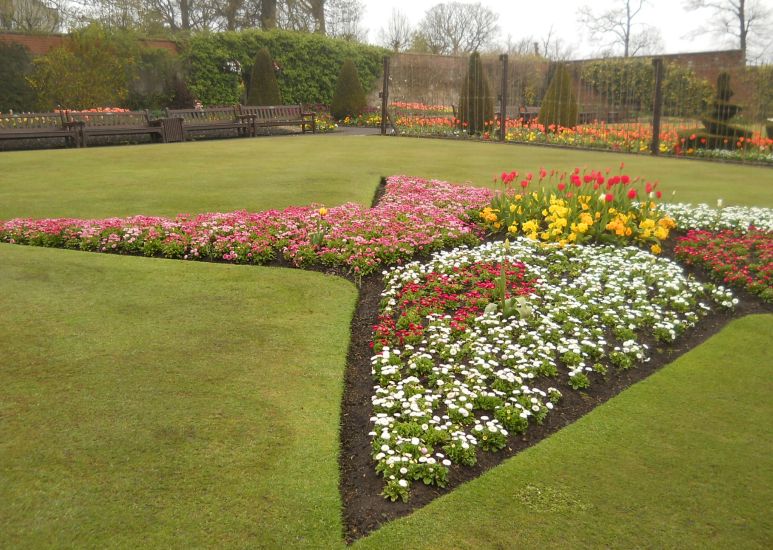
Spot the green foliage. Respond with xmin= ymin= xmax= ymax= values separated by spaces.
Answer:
xmin=26 ymin=25 xmax=183 ymax=111
xmin=185 ymin=29 xmax=387 ymax=106
xmin=581 ymin=59 xmax=713 ymax=117
xmin=682 ymin=72 xmax=753 ymax=149
xmin=28 ymin=24 xmax=135 ymax=110
xmin=539 ymin=64 xmax=578 ymax=130
xmin=458 ymin=52 xmax=494 ymax=135
xmin=29 ymin=25 xmax=135 ymax=110
xmin=0 ymin=42 xmax=36 ymax=112
xmin=247 ymin=47 xmax=282 ymax=105
xmin=126 ymin=47 xmax=179 ymax=111
xmin=330 ymin=58 xmax=366 ymax=119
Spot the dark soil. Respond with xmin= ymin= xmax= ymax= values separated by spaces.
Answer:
xmin=336 ymin=183 xmax=773 ymax=542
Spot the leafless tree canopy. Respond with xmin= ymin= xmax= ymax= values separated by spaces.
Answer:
xmin=578 ymin=0 xmax=661 ymax=57
xmin=416 ymin=1 xmax=499 ymax=55
xmin=56 ymin=0 xmax=360 ymax=37
xmin=685 ymin=0 xmax=773 ymax=60
xmin=502 ymin=26 xmax=576 ymax=61
xmin=1 ymin=0 xmax=61 ymax=31
xmin=379 ymin=8 xmax=412 ymax=52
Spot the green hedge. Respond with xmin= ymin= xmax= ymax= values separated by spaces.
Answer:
xmin=0 ymin=42 xmax=36 ymax=112
xmin=581 ymin=59 xmax=713 ymax=117
xmin=184 ymin=29 xmax=387 ymax=106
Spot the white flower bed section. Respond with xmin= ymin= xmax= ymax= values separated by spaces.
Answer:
xmin=661 ymin=203 xmax=773 ymax=232
xmin=370 ymin=239 xmax=735 ymax=501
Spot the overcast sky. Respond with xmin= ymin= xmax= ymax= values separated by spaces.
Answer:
xmin=360 ymin=0 xmax=761 ymax=58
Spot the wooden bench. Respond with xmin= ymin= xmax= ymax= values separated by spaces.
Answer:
xmin=516 ymin=106 xmax=540 ymax=123
xmin=165 ymin=106 xmax=252 ymax=140
xmin=65 ymin=110 xmax=165 ymax=147
xmin=0 ymin=111 xmax=79 ymax=147
xmin=238 ymin=105 xmax=315 ymax=134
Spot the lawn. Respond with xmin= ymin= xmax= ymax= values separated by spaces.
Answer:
xmin=1 ymin=135 xmax=771 ymax=547
xmin=1 ymin=135 xmax=772 ymax=221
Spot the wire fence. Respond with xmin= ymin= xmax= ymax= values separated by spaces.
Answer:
xmin=383 ymin=51 xmax=773 ymax=164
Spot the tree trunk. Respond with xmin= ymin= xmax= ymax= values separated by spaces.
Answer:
xmin=738 ymin=0 xmax=748 ymax=59
xmin=261 ymin=0 xmax=277 ymax=29
xmin=180 ymin=0 xmax=191 ymax=30
xmin=311 ymin=0 xmax=325 ymax=34
xmin=225 ymin=0 xmax=240 ymax=31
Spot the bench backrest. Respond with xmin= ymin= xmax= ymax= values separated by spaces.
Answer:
xmin=240 ymin=105 xmax=304 ymax=120
xmin=0 ymin=112 xmax=66 ymax=130
xmin=65 ymin=110 xmax=151 ymax=127
xmin=166 ymin=107 xmax=237 ymax=123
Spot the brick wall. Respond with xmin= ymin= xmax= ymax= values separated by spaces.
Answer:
xmin=0 ymin=32 xmax=179 ymax=55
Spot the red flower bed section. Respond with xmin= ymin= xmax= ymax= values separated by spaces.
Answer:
xmin=372 ymin=261 xmax=536 ymax=350
xmin=674 ymin=228 xmax=773 ymax=301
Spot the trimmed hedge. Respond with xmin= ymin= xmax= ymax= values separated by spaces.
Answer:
xmin=581 ymin=58 xmax=713 ymax=117
xmin=0 ymin=42 xmax=36 ymax=112
xmin=185 ymin=29 xmax=387 ymax=106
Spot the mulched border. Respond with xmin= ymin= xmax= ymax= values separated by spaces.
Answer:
xmin=337 ymin=180 xmax=773 ymax=542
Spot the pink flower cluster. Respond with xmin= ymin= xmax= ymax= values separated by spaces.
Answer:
xmin=0 ymin=176 xmax=494 ymax=276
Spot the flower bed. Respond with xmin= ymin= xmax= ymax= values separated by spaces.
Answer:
xmin=674 ymin=229 xmax=773 ymax=301
xmin=390 ymin=109 xmax=773 ymax=164
xmin=369 ymin=239 xmax=736 ymax=502
xmin=661 ymin=203 xmax=773 ymax=232
xmin=0 ymin=176 xmax=493 ymax=276
xmin=479 ymin=168 xmax=675 ymax=254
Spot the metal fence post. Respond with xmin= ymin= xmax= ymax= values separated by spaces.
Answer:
xmin=499 ymin=54 xmax=509 ymax=142
xmin=650 ymin=58 xmax=664 ymax=155
xmin=380 ymin=56 xmax=390 ymax=136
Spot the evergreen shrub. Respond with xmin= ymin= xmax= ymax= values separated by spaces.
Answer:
xmin=0 ymin=42 xmax=36 ymax=112
xmin=458 ymin=52 xmax=494 ymax=135
xmin=539 ymin=64 xmax=578 ymax=130
xmin=331 ymin=58 xmax=366 ymax=119
xmin=247 ymin=47 xmax=282 ymax=105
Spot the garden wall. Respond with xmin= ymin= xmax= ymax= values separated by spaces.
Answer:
xmin=0 ymin=31 xmax=179 ymax=55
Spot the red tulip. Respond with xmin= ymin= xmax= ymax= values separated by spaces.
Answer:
xmin=627 ymin=189 xmax=638 ymax=199
xmin=605 ymin=193 xmax=614 ymax=202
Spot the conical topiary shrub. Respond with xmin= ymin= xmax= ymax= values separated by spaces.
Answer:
xmin=680 ymin=72 xmax=753 ymax=150
xmin=539 ymin=64 xmax=578 ymax=131
xmin=247 ymin=48 xmax=282 ymax=106
xmin=331 ymin=59 xmax=367 ymax=120
xmin=458 ymin=52 xmax=494 ymax=135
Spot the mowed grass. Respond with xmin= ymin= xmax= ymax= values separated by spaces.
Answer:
xmin=0 ymin=244 xmax=357 ymax=548
xmin=358 ymin=314 xmax=773 ymax=549
xmin=1 ymin=135 xmax=772 ymax=220
xmin=1 ymin=136 xmax=772 ymax=547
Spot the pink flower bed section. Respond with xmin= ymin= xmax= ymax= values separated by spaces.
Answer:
xmin=0 ymin=176 xmax=494 ymax=275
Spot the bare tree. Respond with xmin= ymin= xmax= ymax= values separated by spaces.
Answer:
xmin=416 ymin=2 xmax=498 ymax=55
xmin=685 ymin=0 xmax=772 ymax=59
xmin=501 ymin=27 xmax=575 ymax=60
xmin=325 ymin=0 xmax=364 ymax=40
xmin=1 ymin=0 xmax=61 ymax=31
xmin=578 ymin=0 xmax=658 ymax=57
xmin=379 ymin=8 xmax=412 ymax=51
